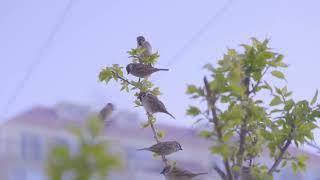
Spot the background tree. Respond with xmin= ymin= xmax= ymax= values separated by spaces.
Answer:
xmin=47 ymin=116 xmax=121 ymax=180
xmin=186 ymin=38 xmax=320 ymax=180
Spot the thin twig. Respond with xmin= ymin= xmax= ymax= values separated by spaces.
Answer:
xmin=112 ymin=71 xmax=135 ymax=87
xmin=249 ymin=66 xmax=270 ymax=95
xmin=267 ymin=138 xmax=291 ymax=174
xmin=267 ymin=124 xmax=295 ymax=175
xmin=204 ymin=77 xmax=233 ymax=180
xmin=213 ymin=164 xmax=227 ymax=180
xmin=148 ymin=115 xmax=169 ymax=166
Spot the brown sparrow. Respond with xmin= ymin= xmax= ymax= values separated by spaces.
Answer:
xmin=137 ymin=141 xmax=182 ymax=156
xmin=138 ymin=92 xmax=175 ymax=119
xmin=126 ymin=63 xmax=169 ymax=78
xmin=137 ymin=36 xmax=152 ymax=59
xmin=161 ymin=165 xmax=208 ymax=180
xmin=99 ymin=103 xmax=114 ymax=122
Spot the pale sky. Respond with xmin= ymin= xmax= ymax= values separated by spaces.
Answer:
xmin=1 ymin=0 xmax=320 ymax=129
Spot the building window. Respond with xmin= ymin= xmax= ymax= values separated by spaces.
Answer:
xmin=9 ymin=167 xmax=26 ymax=180
xmin=9 ymin=168 xmax=44 ymax=180
xmin=20 ymin=133 xmax=42 ymax=161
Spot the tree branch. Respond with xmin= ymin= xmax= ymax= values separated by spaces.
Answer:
xmin=213 ymin=164 xmax=227 ymax=180
xmin=249 ymin=66 xmax=270 ymax=95
xmin=267 ymin=123 xmax=295 ymax=175
xmin=111 ymin=71 xmax=135 ymax=87
xmin=204 ymin=77 xmax=233 ymax=180
xmin=267 ymin=138 xmax=291 ymax=175
xmin=148 ymin=114 xmax=169 ymax=166
xmin=235 ymin=68 xmax=251 ymax=179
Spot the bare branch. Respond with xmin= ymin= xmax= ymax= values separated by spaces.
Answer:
xmin=148 ymin=114 xmax=169 ymax=166
xmin=267 ymin=138 xmax=291 ymax=174
xmin=267 ymin=124 xmax=295 ymax=175
xmin=213 ymin=164 xmax=227 ymax=180
xmin=111 ymin=71 xmax=135 ymax=87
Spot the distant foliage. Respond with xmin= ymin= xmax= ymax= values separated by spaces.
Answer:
xmin=186 ymin=38 xmax=320 ymax=180
xmin=47 ymin=116 xmax=121 ymax=180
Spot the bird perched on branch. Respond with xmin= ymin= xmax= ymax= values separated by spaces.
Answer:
xmin=126 ymin=63 xmax=169 ymax=78
xmin=161 ymin=165 xmax=208 ymax=180
xmin=137 ymin=141 xmax=182 ymax=156
xmin=99 ymin=103 xmax=114 ymax=125
xmin=137 ymin=36 xmax=152 ymax=60
xmin=138 ymin=92 xmax=175 ymax=119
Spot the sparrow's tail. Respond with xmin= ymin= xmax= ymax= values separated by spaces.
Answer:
xmin=156 ymin=68 xmax=169 ymax=71
xmin=193 ymin=172 xmax=208 ymax=177
xmin=136 ymin=148 xmax=149 ymax=151
xmin=165 ymin=111 xmax=176 ymax=119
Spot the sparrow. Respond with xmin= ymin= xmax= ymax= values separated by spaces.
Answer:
xmin=126 ymin=63 xmax=169 ymax=78
xmin=137 ymin=36 xmax=152 ymax=59
xmin=161 ymin=165 xmax=208 ymax=180
xmin=138 ymin=92 xmax=175 ymax=119
xmin=99 ymin=103 xmax=114 ymax=122
xmin=137 ymin=141 xmax=182 ymax=156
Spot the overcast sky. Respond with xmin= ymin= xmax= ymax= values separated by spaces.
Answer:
xmin=1 ymin=0 xmax=320 ymax=129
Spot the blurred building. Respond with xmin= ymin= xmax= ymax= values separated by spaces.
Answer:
xmin=0 ymin=103 xmax=320 ymax=180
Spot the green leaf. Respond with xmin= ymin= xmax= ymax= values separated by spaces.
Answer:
xmin=210 ymin=144 xmax=229 ymax=157
xmin=311 ymin=90 xmax=318 ymax=105
xmin=186 ymin=106 xmax=201 ymax=116
xmin=271 ymin=70 xmax=285 ymax=80
xmin=270 ymin=96 xmax=282 ymax=106
xmin=277 ymin=61 xmax=288 ymax=68
xmin=99 ymin=68 xmax=113 ymax=82
xmin=291 ymin=162 xmax=298 ymax=173
xmin=222 ymin=131 xmax=234 ymax=142
xmin=284 ymin=99 xmax=294 ymax=111
xmin=260 ymin=51 xmax=274 ymax=59
xmin=141 ymin=122 xmax=150 ymax=128
xmin=186 ymin=85 xmax=199 ymax=94
xmin=199 ymin=131 xmax=212 ymax=139
xmin=134 ymin=100 xmax=142 ymax=107
xmin=275 ymin=87 xmax=282 ymax=95
xmin=281 ymin=160 xmax=287 ymax=168
xmin=232 ymin=165 xmax=240 ymax=172
xmin=156 ymin=131 xmax=166 ymax=139
xmin=151 ymin=87 xmax=161 ymax=96
xmin=152 ymin=153 xmax=159 ymax=159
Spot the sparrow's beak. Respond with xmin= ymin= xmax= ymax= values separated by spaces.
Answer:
xmin=160 ymin=169 xmax=165 ymax=174
xmin=179 ymin=147 xmax=183 ymax=150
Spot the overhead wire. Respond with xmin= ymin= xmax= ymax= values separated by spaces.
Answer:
xmin=163 ymin=0 xmax=234 ymax=69
xmin=1 ymin=0 xmax=77 ymax=119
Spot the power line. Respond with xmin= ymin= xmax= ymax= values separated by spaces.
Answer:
xmin=164 ymin=0 xmax=234 ymax=68
xmin=1 ymin=0 xmax=76 ymax=118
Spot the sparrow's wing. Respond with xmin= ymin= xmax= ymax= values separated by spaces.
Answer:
xmin=99 ymin=104 xmax=114 ymax=120
xmin=147 ymin=94 xmax=167 ymax=112
xmin=142 ymin=41 xmax=152 ymax=52
xmin=132 ymin=63 xmax=156 ymax=76
xmin=149 ymin=142 xmax=165 ymax=153
xmin=172 ymin=167 xmax=194 ymax=177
